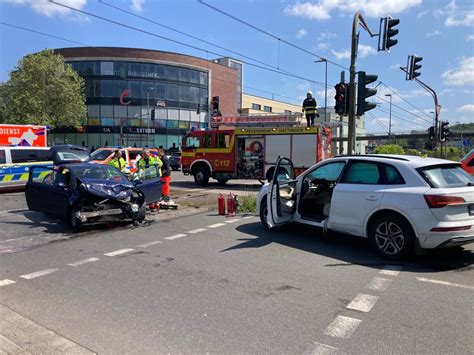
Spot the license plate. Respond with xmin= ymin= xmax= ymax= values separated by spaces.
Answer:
xmin=469 ymin=205 xmax=474 ymax=216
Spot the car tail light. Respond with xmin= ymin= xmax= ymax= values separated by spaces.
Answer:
xmin=431 ymin=226 xmax=471 ymax=232
xmin=424 ymin=195 xmax=466 ymax=208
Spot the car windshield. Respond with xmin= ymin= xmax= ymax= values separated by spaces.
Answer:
xmin=91 ymin=149 xmax=113 ymax=161
xmin=70 ymin=165 xmax=129 ymax=183
xmin=418 ymin=164 xmax=474 ymax=188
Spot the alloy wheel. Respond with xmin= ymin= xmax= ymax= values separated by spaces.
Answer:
xmin=374 ymin=221 xmax=405 ymax=256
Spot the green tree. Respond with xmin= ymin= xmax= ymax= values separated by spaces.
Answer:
xmin=0 ymin=49 xmax=86 ymax=128
xmin=374 ymin=144 xmax=405 ymax=155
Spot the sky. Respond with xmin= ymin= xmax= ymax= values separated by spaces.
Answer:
xmin=0 ymin=0 xmax=473 ymax=134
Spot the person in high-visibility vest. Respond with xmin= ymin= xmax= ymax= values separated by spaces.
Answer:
xmin=302 ymin=91 xmax=319 ymax=127
xmin=137 ymin=148 xmax=162 ymax=173
xmin=106 ymin=150 xmax=126 ymax=172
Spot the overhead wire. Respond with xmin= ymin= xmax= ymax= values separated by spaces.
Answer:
xmin=374 ymin=95 xmax=432 ymax=124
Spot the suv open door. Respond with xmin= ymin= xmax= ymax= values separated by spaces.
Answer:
xmin=267 ymin=157 xmax=297 ymax=227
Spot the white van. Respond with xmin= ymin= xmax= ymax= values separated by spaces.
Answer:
xmin=0 ymin=146 xmax=53 ymax=191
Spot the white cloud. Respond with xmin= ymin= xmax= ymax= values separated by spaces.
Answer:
xmin=284 ymin=0 xmax=422 ymax=21
xmin=331 ymin=48 xmax=351 ymax=60
xmin=426 ymin=29 xmax=441 ymax=37
xmin=131 ymin=0 xmax=144 ymax=12
xmin=441 ymin=57 xmax=474 ymax=86
xmin=316 ymin=31 xmax=336 ymax=41
xmin=433 ymin=0 xmax=474 ymax=27
xmin=457 ymin=104 xmax=474 ymax=113
xmin=317 ymin=42 xmax=328 ymax=50
xmin=390 ymin=63 xmax=401 ymax=70
xmin=358 ymin=44 xmax=377 ymax=58
xmin=417 ymin=10 xmax=429 ymax=18
xmin=9 ymin=0 xmax=87 ymax=18
xmin=296 ymin=28 xmax=307 ymax=39
xmin=465 ymin=34 xmax=474 ymax=41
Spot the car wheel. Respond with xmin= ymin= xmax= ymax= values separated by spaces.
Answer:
xmin=217 ymin=178 xmax=228 ymax=185
xmin=69 ymin=207 xmax=82 ymax=231
xmin=194 ymin=166 xmax=210 ymax=186
xmin=369 ymin=214 xmax=414 ymax=260
xmin=259 ymin=198 xmax=270 ymax=229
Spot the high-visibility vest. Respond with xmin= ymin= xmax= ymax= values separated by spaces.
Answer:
xmin=108 ymin=157 xmax=126 ymax=171
xmin=302 ymin=97 xmax=318 ymax=115
xmin=137 ymin=156 xmax=163 ymax=176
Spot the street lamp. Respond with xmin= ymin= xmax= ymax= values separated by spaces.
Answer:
xmin=385 ymin=94 xmax=392 ymax=144
xmin=146 ymin=86 xmax=154 ymax=147
xmin=315 ymin=58 xmax=327 ymax=121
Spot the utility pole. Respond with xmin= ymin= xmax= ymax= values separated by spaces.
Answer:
xmin=385 ymin=93 xmax=392 ymax=144
xmin=315 ymin=58 xmax=328 ymax=121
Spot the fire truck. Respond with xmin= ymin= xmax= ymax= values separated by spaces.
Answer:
xmin=181 ymin=114 xmax=332 ymax=186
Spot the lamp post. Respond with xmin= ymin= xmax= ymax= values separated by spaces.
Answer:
xmin=385 ymin=94 xmax=392 ymax=144
xmin=146 ymin=86 xmax=154 ymax=147
xmin=315 ymin=58 xmax=327 ymax=121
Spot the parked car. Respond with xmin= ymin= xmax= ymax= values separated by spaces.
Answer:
xmin=167 ymin=150 xmax=181 ymax=171
xmin=25 ymin=146 xmax=162 ymax=229
xmin=461 ymin=149 xmax=474 ymax=175
xmin=257 ymin=155 xmax=474 ymax=260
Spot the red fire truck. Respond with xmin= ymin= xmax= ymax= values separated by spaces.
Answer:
xmin=181 ymin=115 xmax=332 ymax=186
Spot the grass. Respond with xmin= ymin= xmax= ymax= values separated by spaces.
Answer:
xmin=238 ymin=195 xmax=257 ymax=214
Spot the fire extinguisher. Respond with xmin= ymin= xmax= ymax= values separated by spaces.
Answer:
xmin=218 ymin=193 xmax=226 ymax=216
xmin=227 ymin=193 xmax=235 ymax=216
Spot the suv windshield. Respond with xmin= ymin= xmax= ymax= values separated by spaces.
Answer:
xmin=418 ymin=164 xmax=474 ymax=188
xmin=91 ymin=149 xmax=113 ymax=161
xmin=70 ymin=165 xmax=129 ymax=183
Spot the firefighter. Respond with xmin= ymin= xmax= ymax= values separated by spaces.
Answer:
xmin=106 ymin=149 xmax=126 ymax=172
xmin=137 ymin=148 xmax=163 ymax=211
xmin=302 ymin=91 xmax=319 ymax=127
xmin=157 ymin=148 xmax=172 ymax=203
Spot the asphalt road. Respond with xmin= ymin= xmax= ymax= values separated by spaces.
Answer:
xmin=0 ymin=172 xmax=473 ymax=354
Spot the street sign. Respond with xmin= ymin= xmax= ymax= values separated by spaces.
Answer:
xmin=463 ymin=138 xmax=471 ymax=147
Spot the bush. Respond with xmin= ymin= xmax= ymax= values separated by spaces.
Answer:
xmin=238 ymin=195 xmax=256 ymax=214
xmin=374 ymin=144 xmax=405 ymax=155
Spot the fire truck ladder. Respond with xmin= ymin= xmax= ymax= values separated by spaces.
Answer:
xmin=211 ymin=114 xmax=303 ymax=128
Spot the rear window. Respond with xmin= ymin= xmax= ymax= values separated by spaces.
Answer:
xmin=418 ymin=164 xmax=474 ymax=188
xmin=11 ymin=149 xmax=39 ymax=163
xmin=0 ymin=150 xmax=5 ymax=164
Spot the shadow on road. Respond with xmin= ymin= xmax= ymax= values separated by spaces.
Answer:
xmin=171 ymin=180 xmax=262 ymax=191
xmin=230 ymin=222 xmax=473 ymax=273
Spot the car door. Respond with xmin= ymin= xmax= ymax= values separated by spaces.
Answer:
xmin=329 ymin=160 xmax=386 ymax=236
xmin=25 ymin=166 xmax=57 ymax=214
xmin=47 ymin=168 xmax=73 ymax=219
xmin=266 ymin=157 xmax=297 ymax=227
xmin=135 ymin=165 xmax=162 ymax=204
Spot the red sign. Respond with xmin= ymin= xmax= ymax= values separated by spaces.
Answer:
xmin=0 ymin=124 xmax=48 ymax=147
xmin=120 ymin=89 xmax=131 ymax=105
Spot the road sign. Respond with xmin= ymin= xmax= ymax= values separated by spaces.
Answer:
xmin=463 ymin=138 xmax=471 ymax=147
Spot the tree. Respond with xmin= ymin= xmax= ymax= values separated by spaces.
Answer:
xmin=374 ymin=144 xmax=405 ymax=155
xmin=0 ymin=49 xmax=86 ymax=128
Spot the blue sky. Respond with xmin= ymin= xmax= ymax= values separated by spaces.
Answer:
xmin=0 ymin=0 xmax=473 ymax=133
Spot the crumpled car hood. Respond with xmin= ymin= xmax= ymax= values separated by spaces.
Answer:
xmin=78 ymin=178 xmax=134 ymax=201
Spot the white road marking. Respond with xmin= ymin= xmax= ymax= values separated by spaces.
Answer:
xmin=367 ymin=277 xmax=392 ymax=291
xmin=67 ymin=257 xmax=100 ymax=267
xmin=379 ymin=265 xmax=403 ymax=276
xmin=303 ymin=342 xmax=338 ymax=355
xmin=225 ymin=219 xmax=240 ymax=223
xmin=187 ymin=228 xmax=207 ymax=234
xmin=207 ymin=223 xmax=226 ymax=228
xmin=241 ymin=216 xmax=254 ymax=220
xmin=346 ymin=293 xmax=379 ymax=313
xmin=138 ymin=241 xmax=163 ymax=248
xmin=165 ymin=233 xmax=187 ymax=240
xmin=20 ymin=268 xmax=58 ymax=280
xmin=103 ymin=248 xmax=135 ymax=257
xmin=323 ymin=315 xmax=362 ymax=339
xmin=416 ymin=277 xmax=474 ymax=291
xmin=0 ymin=279 xmax=16 ymax=287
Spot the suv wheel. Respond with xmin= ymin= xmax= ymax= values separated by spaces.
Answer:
xmin=194 ymin=166 xmax=210 ymax=186
xmin=369 ymin=214 xmax=414 ymax=260
xmin=259 ymin=198 xmax=270 ymax=229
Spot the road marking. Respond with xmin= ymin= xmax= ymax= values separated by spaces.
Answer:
xmin=323 ymin=315 xmax=362 ymax=339
xmin=303 ymin=342 xmax=338 ymax=355
xmin=0 ymin=279 xmax=16 ymax=287
xmin=346 ymin=293 xmax=379 ymax=313
xmin=207 ymin=223 xmax=226 ymax=228
xmin=241 ymin=216 xmax=254 ymax=220
xmin=138 ymin=241 xmax=163 ymax=248
xmin=103 ymin=248 xmax=135 ymax=257
xmin=67 ymin=257 xmax=100 ymax=267
xmin=20 ymin=268 xmax=58 ymax=280
xmin=187 ymin=228 xmax=207 ymax=234
xmin=165 ymin=233 xmax=187 ymax=240
xmin=225 ymin=219 xmax=240 ymax=223
xmin=379 ymin=265 xmax=403 ymax=276
xmin=367 ymin=277 xmax=392 ymax=291
xmin=416 ymin=277 xmax=474 ymax=291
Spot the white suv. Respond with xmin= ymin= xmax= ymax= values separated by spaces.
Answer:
xmin=256 ymin=155 xmax=474 ymax=260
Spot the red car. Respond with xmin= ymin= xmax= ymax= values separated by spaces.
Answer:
xmin=461 ymin=149 xmax=474 ymax=175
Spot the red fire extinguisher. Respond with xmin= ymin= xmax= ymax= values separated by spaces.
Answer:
xmin=218 ymin=193 xmax=226 ymax=216
xmin=227 ymin=192 xmax=235 ymax=216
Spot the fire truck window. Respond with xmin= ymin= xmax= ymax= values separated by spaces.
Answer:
xmin=216 ymin=133 xmax=230 ymax=148
xmin=202 ymin=134 xmax=213 ymax=148
xmin=185 ymin=136 xmax=200 ymax=149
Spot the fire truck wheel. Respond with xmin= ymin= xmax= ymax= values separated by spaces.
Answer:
xmin=217 ymin=178 xmax=228 ymax=185
xmin=194 ymin=166 xmax=210 ymax=186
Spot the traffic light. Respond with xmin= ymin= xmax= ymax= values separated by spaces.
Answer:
xmin=428 ymin=126 xmax=435 ymax=141
xmin=151 ymin=108 xmax=155 ymax=120
xmin=356 ymin=71 xmax=378 ymax=116
xmin=211 ymin=96 xmax=220 ymax=116
xmin=407 ymin=55 xmax=423 ymax=80
xmin=440 ymin=121 xmax=450 ymax=141
xmin=334 ymin=83 xmax=346 ymax=115
xmin=379 ymin=16 xmax=400 ymax=51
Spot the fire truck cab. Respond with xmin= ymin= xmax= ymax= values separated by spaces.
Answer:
xmin=182 ymin=125 xmax=332 ymax=186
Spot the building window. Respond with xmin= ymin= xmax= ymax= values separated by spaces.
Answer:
xmin=251 ymin=103 xmax=261 ymax=110
xmin=263 ymin=105 xmax=272 ymax=113
xmin=284 ymin=110 xmax=292 ymax=115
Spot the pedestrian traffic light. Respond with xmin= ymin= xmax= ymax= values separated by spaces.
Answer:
xmin=334 ymin=83 xmax=346 ymax=115
xmin=211 ymin=96 xmax=220 ymax=116
xmin=440 ymin=121 xmax=450 ymax=141
xmin=379 ymin=16 xmax=400 ymax=52
xmin=151 ymin=108 xmax=155 ymax=120
xmin=428 ymin=126 xmax=435 ymax=141
xmin=356 ymin=72 xmax=378 ymax=116
xmin=407 ymin=55 xmax=423 ymax=80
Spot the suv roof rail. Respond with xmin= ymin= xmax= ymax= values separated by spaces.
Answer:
xmin=335 ymin=154 xmax=410 ymax=161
